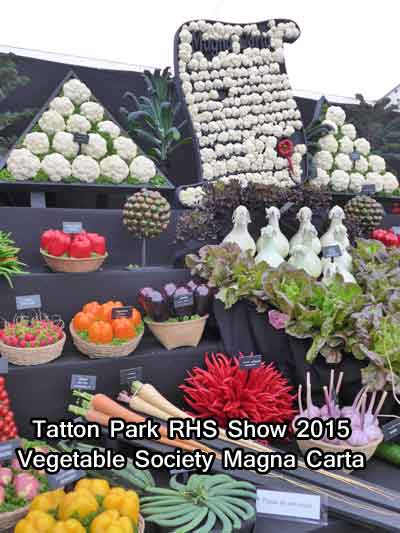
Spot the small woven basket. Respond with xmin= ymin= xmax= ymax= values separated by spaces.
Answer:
xmin=146 ymin=315 xmax=208 ymax=350
xmin=0 ymin=504 xmax=29 ymax=531
xmin=41 ymin=249 xmax=107 ymax=273
xmin=296 ymin=437 xmax=383 ymax=474
xmin=70 ymin=323 xmax=144 ymax=359
xmin=0 ymin=333 xmax=66 ymax=366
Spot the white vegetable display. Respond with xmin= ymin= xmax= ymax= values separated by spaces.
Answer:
xmin=130 ymin=155 xmax=156 ymax=182
xmin=311 ymin=104 xmax=399 ymax=194
xmin=223 ymin=205 xmax=256 ymax=255
xmin=176 ymin=19 xmax=305 ymax=187
xmin=4 ymin=75 xmax=165 ymax=186
xmin=23 ymin=132 xmax=49 ymax=155
xmin=6 ymin=148 xmax=40 ymax=181
xmin=41 ymin=154 xmax=71 ymax=182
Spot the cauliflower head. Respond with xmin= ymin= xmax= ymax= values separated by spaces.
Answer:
xmin=355 ymin=155 xmax=369 ymax=174
xmin=348 ymin=172 xmax=365 ymax=193
xmin=7 ymin=148 xmax=40 ymax=181
xmin=382 ymin=172 xmax=399 ymax=193
xmin=311 ymin=168 xmax=330 ymax=188
xmin=23 ymin=132 xmax=49 ymax=155
xmin=63 ymin=79 xmax=91 ymax=105
xmin=49 ymin=96 xmax=74 ymax=117
xmin=314 ymin=150 xmax=333 ymax=171
xmin=81 ymin=133 xmax=107 ymax=160
xmin=335 ymin=153 xmax=352 ymax=172
xmin=368 ymin=154 xmax=386 ymax=173
xmin=72 ymin=155 xmax=100 ymax=183
xmin=38 ymin=110 xmax=65 ymax=135
xmin=330 ymin=169 xmax=350 ymax=192
xmin=179 ymin=186 xmax=205 ymax=207
xmin=80 ymin=102 xmax=104 ymax=124
xmin=100 ymin=155 xmax=129 ymax=183
xmin=339 ymin=136 xmax=353 ymax=155
xmin=52 ymin=132 xmax=79 ymax=159
xmin=365 ymin=172 xmax=384 ymax=192
xmin=66 ymin=114 xmax=91 ymax=134
xmin=97 ymin=121 xmax=120 ymax=139
xmin=340 ymin=123 xmax=357 ymax=140
xmin=354 ymin=138 xmax=371 ymax=156
xmin=325 ymin=106 xmax=346 ymax=126
xmin=130 ymin=155 xmax=156 ymax=182
xmin=318 ymin=134 xmax=338 ymax=154
xmin=41 ymin=154 xmax=71 ymax=182
xmin=113 ymin=137 xmax=137 ymax=161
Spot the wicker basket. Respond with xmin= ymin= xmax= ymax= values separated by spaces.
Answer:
xmin=296 ymin=436 xmax=383 ymax=474
xmin=41 ymin=249 xmax=107 ymax=273
xmin=146 ymin=315 xmax=208 ymax=350
xmin=70 ymin=323 xmax=144 ymax=359
xmin=0 ymin=333 xmax=66 ymax=366
xmin=0 ymin=504 xmax=29 ymax=531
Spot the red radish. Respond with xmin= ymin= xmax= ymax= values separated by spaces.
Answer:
xmin=0 ymin=467 xmax=12 ymax=485
xmin=18 ymin=340 xmax=27 ymax=348
xmin=11 ymin=457 xmax=22 ymax=472
xmin=13 ymin=473 xmax=40 ymax=500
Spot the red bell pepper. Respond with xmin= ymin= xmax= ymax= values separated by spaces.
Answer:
xmin=40 ymin=229 xmax=56 ymax=251
xmin=46 ymin=230 xmax=68 ymax=257
xmin=70 ymin=234 xmax=92 ymax=258
xmin=86 ymin=233 xmax=106 ymax=256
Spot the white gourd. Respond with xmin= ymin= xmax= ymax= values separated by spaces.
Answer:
xmin=289 ymin=227 xmax=322 ymax=278
xmin=223 ymin=205 xmax=256 ymax=255
xmin=290 ymin=207 xmax=321 ymax=254
xmin=321 ymin=226 xmax=353 ymax=272
xmin=321 ymin=205 xmax=350 ymax=249
xmin=257 ymin=206 xmax=289 ymax=257
xmin=255 ymin=226 xmax=285 ymax=268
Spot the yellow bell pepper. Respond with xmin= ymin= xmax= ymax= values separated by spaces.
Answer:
xmin=30 ymin=488 xmax=66 ymax=513
xmin=15 ymin=510 xmax=56 ymax=533
xmin=75 ymin=478 xmax=110 ymax=498
xmin=103 ymin=488 xmax=139 ymax=524
xmin=90 ymin=509 xmax=134 ymax=533
xmin=53 ymin=519 xmax=86 ymax=533
xmin=58 ymin=487 xmax=99 ymax=521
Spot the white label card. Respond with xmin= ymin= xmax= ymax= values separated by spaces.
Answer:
xmin=256 ymin=489 xmax=321 ymax=521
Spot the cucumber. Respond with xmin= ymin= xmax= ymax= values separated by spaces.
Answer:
xmin=375 ymin=442 xmax=400 ymax=466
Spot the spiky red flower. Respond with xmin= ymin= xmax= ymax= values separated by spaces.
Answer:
xmin=180 ymin=352 xmax=296 ymax=430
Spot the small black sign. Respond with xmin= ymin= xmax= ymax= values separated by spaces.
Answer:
xmin=120 ymin=367 xmax=143 ymax=386
xmin=47 ymin=468 xmax=85 ymax=489
xmin=322 ymin=245 xmax=342 ymax=259
xmin=71 ymin=374 xmax=96 ymax=391
xmin=383 ymin=419 xmax=400 ymax=442
xmin=239 ymin=354 xmax=262 ymax=370
xmin=350 ymin=151 xmax=361 ymax=161
xmin=392 ymin=227 xmax=400 ymax=236
xmin=62 ymin=221 xmax=83 ymax=234
xmin=0 ymin=439 xmax=20 ymax=460
xmin=361 ymin=184 xmax=376 ymax=196
xmin=0 ymin=359 xmax=8 ymax=374
xmin=73 ymin=133 xmax=90 ymax=145
xmin=280 ymin=201 xmax=295 ymax=214
xmin=174 ymin=293 xmax=194 ymax=309
xmin=16 ymin=294 xmax=42 ymax=311
xmin=111 ymin=306 xmax=133 ymax=320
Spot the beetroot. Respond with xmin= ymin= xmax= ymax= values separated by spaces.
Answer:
xmin=13 ymin=473 xmax=40 ymax=500
xmin=0 ymin=467 xmax=12 ymax=485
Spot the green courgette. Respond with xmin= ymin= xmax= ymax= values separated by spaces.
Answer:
xmin=375 ymin=442 xmax=400 ymax=466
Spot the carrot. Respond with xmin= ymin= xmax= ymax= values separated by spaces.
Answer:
xmin=118 ymin=392 xmax=169 ymax=421
xmin=132 ymin=381 xmax=188 ymax=419
xmin=69 ymin=405 xmax=110 ymax=426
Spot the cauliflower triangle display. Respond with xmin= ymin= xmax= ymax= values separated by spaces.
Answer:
xmin=1 ymin=71 xmax=171 ymax=188
xmin=175 ymin=19 xmax=307 ymax=188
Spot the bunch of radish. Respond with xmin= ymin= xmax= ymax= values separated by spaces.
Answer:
xmin=296 ymin=370 xmax=385 ymax=446
xmin=0 ymin=316 xmax=64 ymax=349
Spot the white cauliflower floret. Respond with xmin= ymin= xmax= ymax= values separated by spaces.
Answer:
xmin=335 ymin=153 xmax=352 ymax=172
xmin=314 ymin=150 xmax=333 ymax=171
xmin=179 ymin=186 xmax=205 ymax=207
xmin=368 ymin=154 xmax=386 ymax=173
xmin=294 ymin=143 xmax=307 ymax=155
xmin=23 ymin=132 xmax=49 ymax=155
xmin=72 ymin=155 xmax=100 ymax=183
xmin=365 ymin=172 xmax=384 ymax=192
xmin=349 ymin=172 xmax=365 ymax=193
xmin=38 ymin=110 xmax=65 ymax=135
xmin=330 ymin=170 xmax=350 ymax=192
xmin=355 ymin=155 xmax=369 ymax=173
xmin=311 ymin=168 xmax=330 ymax=188
xmin=339 ymin=136 xmax=353 ymax=154
xmin=325 ymin=105 xmax=346 ymax=126
xmin=52 ymin=132 xmax=79 ymax=158
xmin=100 ymin=155 xmax=129 ymax=183
xmin=80 ymin=102 xmax=104 ymax=124
xmin=63 ymin=79 xmax=91 ymax=105
xmin=66 ymin=114 xmax=91 ymax=134
xmin=97 ymin=121 xmax=120 ymax=139
xmin=81 ymin=133 xmax=107 ymax=160
xmin=341 ymin=123 xmax=357 ymax=140
xmin=41 ymin=154 xmax=71 ymax=182
xmin=113 ymin=137 xmax=137 ymax=161
xmin=382 ymin=172 xmax=399 ymax=193
xmin=7 ymin=148 xmax=40 ymax=181
xmin=318 ymin=134 xmax=338 ymax=154
xmin=49 ymin=96 xmax=74 ymax=117
xmin=354 ymin=138 xmax=371 ymax=156
xmin=130 ymin=155 xmax=156 ymax=182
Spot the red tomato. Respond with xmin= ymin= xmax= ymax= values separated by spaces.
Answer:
xmin=385 ymin=233 xmax=398 ymax=247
